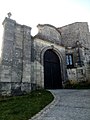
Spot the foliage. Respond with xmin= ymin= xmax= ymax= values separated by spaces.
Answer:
xmin=0 ymin=89 xmax=54 ymax=120
xmin=64 ymin=80 xmax=90 ymax=89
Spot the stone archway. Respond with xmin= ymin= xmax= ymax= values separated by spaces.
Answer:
xmin=44 ymin=49 xmax=62 ymax=89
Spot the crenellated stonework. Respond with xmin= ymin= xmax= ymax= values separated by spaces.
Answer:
xmin=0 ymin=17 xmax=90 ymax=96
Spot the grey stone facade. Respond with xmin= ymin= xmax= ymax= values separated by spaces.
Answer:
xmin=0 ymin=17 xmax=90 ymax=95
xmin=0 ymin=18 xmax=31 ymax=95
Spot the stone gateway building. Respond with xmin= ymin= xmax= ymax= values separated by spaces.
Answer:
xmin=0 ymin=17 xmax=90 ymax=95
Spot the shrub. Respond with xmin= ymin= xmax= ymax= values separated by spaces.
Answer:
xmin=64 ymin=80 xmax=90 ymax=89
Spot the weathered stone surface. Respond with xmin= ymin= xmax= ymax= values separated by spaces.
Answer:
xmin=0 ymin=17 xmax=90 ymax=95
xmin=0 ymin=82 xmax=11 ymax=95
xmin=11 ymin=82 xmax=21 ymax=95
xmin=36 ymin=24 xmax=62 ymax=45
xmin=33 ymin=37 xmax=66 ymax=88
xmin=58 ymin=22 xmax=89 ymax=48
xmin=67 ymin=69 xmax=77 ymax=81
xmin=21 ymin=83 xmax=31 ymax=93
xmin=0 ymin=18 xmax=32 ymax=95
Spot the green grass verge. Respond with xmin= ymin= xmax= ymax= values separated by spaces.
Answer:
xmin=0 ymin=89 xmax=54 ymax=120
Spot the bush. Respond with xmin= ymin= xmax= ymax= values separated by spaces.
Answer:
xmin=64 ymin=80 xmax=90 ymax=89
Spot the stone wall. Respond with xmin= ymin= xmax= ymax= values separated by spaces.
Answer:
xmin=0 ymin=17 xmax=90 ymax=95
xmin=0 ymin=18 xmax=16 ymax=95
xmin=36 ymin=24 xmax=62 ymax=45
xmin=58 ymin=22 xmax=90 ymax=48
xmin=0 ymin=18 xmax=31 ymax=95
xmin=58 ymin=22 xmax=90 ymax=82
xmin=32 ymin=37 xmax=66 ymax=88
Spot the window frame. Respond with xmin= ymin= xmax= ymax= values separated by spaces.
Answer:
xmin=66 ymin=54 xmax=74 ymax=68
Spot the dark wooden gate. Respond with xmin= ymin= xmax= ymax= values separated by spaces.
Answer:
xmin=44 ymin=49 xmax=62 ymax=89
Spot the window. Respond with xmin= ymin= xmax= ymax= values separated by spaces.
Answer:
xmin=66 ymin=54 xmax=73 ymax=68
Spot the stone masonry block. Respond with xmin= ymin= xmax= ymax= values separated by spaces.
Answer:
xmin=11 ymin=83 xmax=21 ymax=95
xmin=21 ymin=83 xmax=31 ymax=93
xmin=0 ymin=82 xmax=11 ymax=95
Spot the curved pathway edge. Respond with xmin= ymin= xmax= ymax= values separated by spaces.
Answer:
xmin=29 ymin=90 xmax=58 ymax=120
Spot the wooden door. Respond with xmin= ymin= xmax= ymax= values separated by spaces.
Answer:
xmin=44 ymin=50 xmax=62 ymax=89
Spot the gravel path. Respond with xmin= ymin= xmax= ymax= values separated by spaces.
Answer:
xmin=30 ymin=90 xmax=90 ymax=120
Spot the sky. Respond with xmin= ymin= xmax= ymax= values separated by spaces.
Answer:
xmin=0 ymin=0 xmax=90 ymax=55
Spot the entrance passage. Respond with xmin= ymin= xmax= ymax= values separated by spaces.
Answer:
xmin=44 ymin=49 xmax=62 ymax=89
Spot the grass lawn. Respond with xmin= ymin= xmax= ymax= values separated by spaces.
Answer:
xmin=0 ymin=89 xmax=54 ymax=120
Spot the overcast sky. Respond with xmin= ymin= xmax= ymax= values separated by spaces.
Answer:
xmin=0 ymin=0 xmax=90 ymax=54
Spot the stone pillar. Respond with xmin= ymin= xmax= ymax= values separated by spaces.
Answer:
xmin=0 ymin=17 xmax=16 ymax=95
xmin=11 ymin=23 xmax=23 ymax=95
xmin=0 ymin=17 xmax=32 ymax=95
xmin=21 ymin=25 xmax=32 ymax=93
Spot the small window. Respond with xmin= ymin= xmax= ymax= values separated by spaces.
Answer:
xmin=66 ymin=54 xmax=73 ymax=68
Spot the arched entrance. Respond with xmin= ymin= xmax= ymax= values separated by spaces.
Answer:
xmin=44 ymin=49 xmax=62 ymax=89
